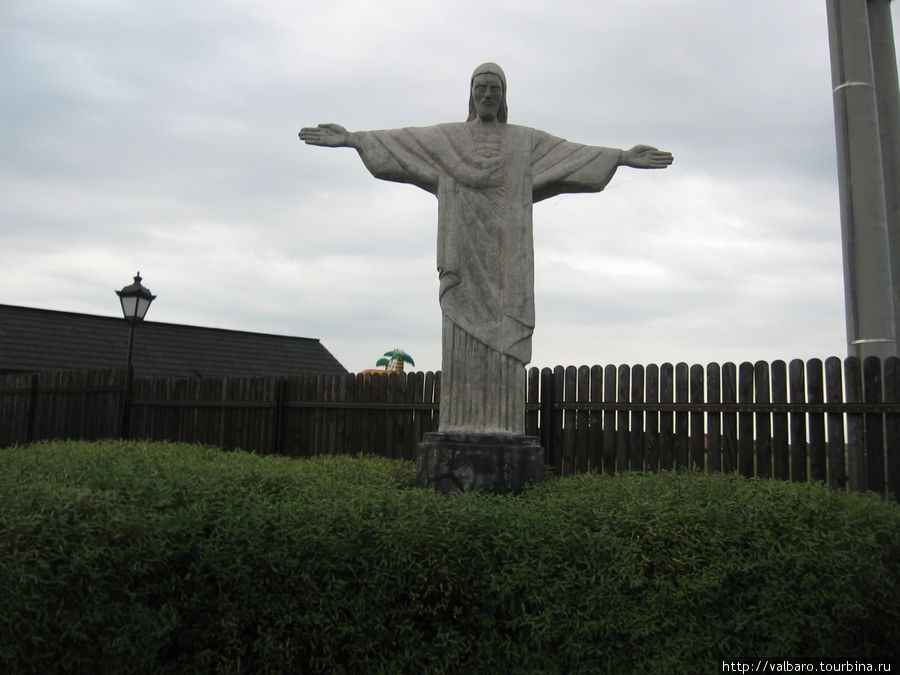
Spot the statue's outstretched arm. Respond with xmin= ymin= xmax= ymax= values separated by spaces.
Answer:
xmin=619 ymin=144 xmax=673 ymax=169
xmin=298 ymin=123 xmax=358 ymax=149
xmin=298 ymin=123 xmax=440 ymax=194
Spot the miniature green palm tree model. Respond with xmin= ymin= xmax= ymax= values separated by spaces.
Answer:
xmin=375 ymin=349 xmax=415 ymax=373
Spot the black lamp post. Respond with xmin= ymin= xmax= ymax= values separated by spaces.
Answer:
xmin=116 ymin=272 xmax=155 ymax=437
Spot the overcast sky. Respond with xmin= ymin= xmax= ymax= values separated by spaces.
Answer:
xmin=2 ymin=1 xmax=898 ymax=373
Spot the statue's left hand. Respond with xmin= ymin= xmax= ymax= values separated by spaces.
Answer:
xmin=620 ymin=144 xmax=674 ymax=169
xmin=298 ymin=123 xmax=355 ymax=148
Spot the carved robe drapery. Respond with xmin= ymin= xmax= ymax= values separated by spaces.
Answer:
xmin=353 ymin=122 xmax=621 ymax=433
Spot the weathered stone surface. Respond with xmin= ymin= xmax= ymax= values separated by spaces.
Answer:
xmin=416 ymin=431 xmax=545 ymax=495
xmin=299 ymin=64 xmax=672 ymax=435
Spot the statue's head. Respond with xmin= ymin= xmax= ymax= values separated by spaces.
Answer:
xmin=467 ymin=62 xmax=508 ymax=123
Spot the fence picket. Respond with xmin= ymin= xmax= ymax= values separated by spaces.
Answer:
xmin=540 ymin=367 xmax=556 ymax=469
xmin=808 ymin=359 xmax=827 ymax=483
xmin=722 ymin=362 xmax=737 ymax=473
xmin=755 ymin=361 xmax=773 ymax=479
xmin=772 ymin=361 xmax=789 ymax=481
xmin=403 ymin=372 xmax=418 ymax=461
xmin=659 ymin=363 xmax=674 ymax=471
xmin=589 ymin=365 xmax=604 ymax=472
xmin=707 ymin=363 xmax=721 ymax=473
xmin=645 ymin=365 xmax=660 ymax=473
xmin=844 ymin=357 xmax=865 ymax=493
xmin=863 ymin=356 xmax=885 ymax=496
xmin=563 ymin=365 xmax=577 ymax=476
xmin=675 ymin=363 xmax=689 ymax=470
xmin=789 ymin=359 xmax=807 ymax=483
xmin=630 ymin=365 xmax=645 ymax=472
xmin=738 ymin=362 xmax=754 ymax=478
xmin=603 ymin=364 xmax=617 ymax=474
xmin=885 ymin=357 xmax=900 ymax=500
xmin=689 ymin=364 xmax=704 ymax=470
xmin=576 ymin=365 xmax=590 ymax=473
xmin=526 ymin=367 xmax=540 ymax=437
xmin=616 ymin=364 xmax=630 ymax=473
xmin=553 ymin=366 xmax=566 ymax=474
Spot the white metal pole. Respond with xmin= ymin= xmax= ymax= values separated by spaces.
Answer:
xmin=826 ymin=0 xmax=897 ymax=359
xmin=867 ymin=0 xmax=900 ymax=348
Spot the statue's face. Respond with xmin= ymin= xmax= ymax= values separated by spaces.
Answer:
xmin=471 ymin=73 xmax=503 ymax=121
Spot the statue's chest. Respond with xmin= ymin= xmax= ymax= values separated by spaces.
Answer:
xmin=471 ymin=131 xmax=503 ymax=160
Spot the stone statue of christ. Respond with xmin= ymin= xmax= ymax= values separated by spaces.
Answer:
xmin=300 ymin=63 xmax=673 ymax=436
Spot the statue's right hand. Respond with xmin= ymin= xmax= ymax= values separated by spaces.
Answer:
xmin=298 ymin=123 xmax=351 ymax=147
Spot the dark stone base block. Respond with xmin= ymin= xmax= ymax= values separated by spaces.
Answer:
xmin=415 ymin=432 xmax=545 ymax=495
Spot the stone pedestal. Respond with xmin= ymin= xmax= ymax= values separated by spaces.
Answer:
xmin=416 ymin=432 xmax=545 ymax=495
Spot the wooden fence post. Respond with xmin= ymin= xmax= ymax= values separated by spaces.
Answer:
xmin=589 ymin=365 xmax=604 ymax=472
xmin=563 ymin=365 xmax=577 ymax=475
xmin=863 ymin=356 xmax=886 ymax=496
xmin=755 ymin=361 xmax=772 ymax=479
xmin=885 ymin=357 xmax=900 ymax=500
xmin=772 ymin=360 xmax=789 ymax=481
xmin=659 ymin=363 xmax=674 ymax=471
xmin=738 ymin=362 xmax=754 ymax=478
xmin=575 ymin=365 xmax=590 ymax=473
xmin=789 ymin=359 xmax=808 ymax=483
xmin=689 ymin=364 xmax=704 ymax=470
xmin=539 ymin=367 xmax=556 ymax=471
xmin=552 ymin=366 xmax=565 ymax=474
xmin=616 ymin=364 xmax=630 ymax=473
xmin=25 ymin=373 xmax=38 ymax=443
xmin=271 ymin=377 xmax=285 ymax=455
xmin=844 ymin=357 xmax=865 ymax=492
xmin=825 ymin=357 xmax=847 ymax=490
xmin=603 ymin=364 xmax=618 ymax=474
xmin=630 ymin=365 xmax=645 ymax=472
xmin=526 ymin=367 xmax=540 ymax=438
xmin=807 ymin=359 xmax=827 ymax=483
xmin=119 ymin=366 xmax=133 ymax=440
xmin=644 ymin=365 xmax=660 ymax=473
xmin=706 ymin=363 xmax=721 ymax=473
xmin=674 ymin=363 xmax=689 ymax=470
xmin=721 ymin=362 xmax=737 ymax=473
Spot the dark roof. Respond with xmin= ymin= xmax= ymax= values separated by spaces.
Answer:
xmin=0 ymin=304 xmax=347 ymax=378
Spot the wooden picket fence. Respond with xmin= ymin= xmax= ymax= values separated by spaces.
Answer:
xmin=0 ymin=369 xmax=441 ymax=461
xmin=530 ymin=358 xmax=900 ymax=501
xmin=1 ymin=357 xmax=898 ymax=499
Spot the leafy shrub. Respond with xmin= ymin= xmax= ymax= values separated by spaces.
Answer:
xmin=1 ymin=440 xmax=898 ymax=673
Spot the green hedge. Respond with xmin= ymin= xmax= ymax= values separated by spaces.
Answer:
xmin=1 ymin=440 xmax=898 ymax=673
